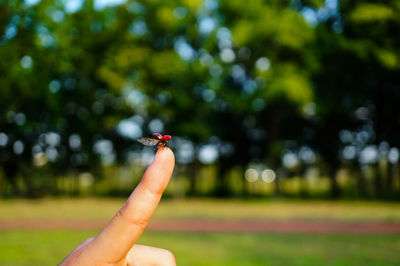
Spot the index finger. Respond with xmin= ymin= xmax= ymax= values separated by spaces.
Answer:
xmin=87 ymin=147 xmax=175 ymax=264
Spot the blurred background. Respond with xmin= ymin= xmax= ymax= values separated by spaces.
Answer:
xmin=1 ymin=0 xmax=400 ymax=265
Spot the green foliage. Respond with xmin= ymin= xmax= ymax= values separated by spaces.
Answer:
xmin=262 ymin=64 xmax=313 ymax=106
xmin=0 ymin=0 xmax=400 ymax=199
xmin=349 ymin=3 xmax=396 ymax=23
xmin=301 ymin=0 xmax=325 ymax=8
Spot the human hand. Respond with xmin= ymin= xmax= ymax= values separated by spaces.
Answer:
xmin=59 ymin=147 xmax=175 ymax=266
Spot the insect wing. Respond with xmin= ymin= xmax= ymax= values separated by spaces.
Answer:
xmin=137 ymin=137 xmax=160 ymax=146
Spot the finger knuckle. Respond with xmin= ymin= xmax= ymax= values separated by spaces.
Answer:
xmin=116 ymin=208 xmax=149 ymax=229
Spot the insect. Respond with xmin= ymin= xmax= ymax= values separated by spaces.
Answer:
xmin=137 ymin=133 xmax=172 ymax=149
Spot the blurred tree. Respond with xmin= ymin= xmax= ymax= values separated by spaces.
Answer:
xmin=311 ymin=0 xmax=400 ymax=198
xmin=0 ymin=0 xmax=399 ymax=199
xmin=0 ymin=0 xmax=135 ymax=196
xmin=199 ymin=0 xmax=316 ymax=196
xmin=96 ymin=0 xmax=316 ymax=196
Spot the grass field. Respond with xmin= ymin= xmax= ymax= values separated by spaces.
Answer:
xmin=0 ymin=230 xmax=399 ymax=266
xmin=0 ymin=198 xmax=400 ymax=265
xmin=1 ymin=198 xmax=400 ymax=222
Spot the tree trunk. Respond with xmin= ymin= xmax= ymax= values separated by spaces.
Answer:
xmin=215 ymin=162 xmax=231 ymax=197
xmin=240 ymin=165 xmax=249 ymax=197
xmin=386 ymin=162 xmax=393 ymax=198
xmin=356 ymin=167 xmax=367 ymax=198
xmin=187 ymin=161 xmax=199 ymax=196
xmin=373 ymin=163 xmax=383 ymax=199
xmin=299 ymin=165 xmax=309 ymax=198
xmin=274 ymin=170 xmax=281 ymax=197
xmin=329 ymin=166 xmax=340 ymax=199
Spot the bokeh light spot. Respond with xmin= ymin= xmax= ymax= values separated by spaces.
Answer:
xmin=261 ymin=169 xmax=276 ymax=183
xmin=245 ymin=168 xmax=258 ymax=182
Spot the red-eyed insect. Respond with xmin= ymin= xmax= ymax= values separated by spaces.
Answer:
xmin=137 ymin=133 xmax=172 ymax=149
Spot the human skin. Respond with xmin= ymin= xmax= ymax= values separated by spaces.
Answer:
xmin=59 ymin=148 xmax=176 ymax=266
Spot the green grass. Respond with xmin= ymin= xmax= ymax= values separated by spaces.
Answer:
xmin=1 ymin=198 xmax=400 ymax=222
xmin=1 ymin=199 xmax=400 ymax=265
xmin=0 ymin=230 xmax=399 ymax=266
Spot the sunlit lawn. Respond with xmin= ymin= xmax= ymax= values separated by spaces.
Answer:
xmin=0 ymin=199 xmax=400 ymax=265
xmin=1 ymin=198 xmax=400 ymax=222
xmin=0 ymin=230 xmax=399 ymax=266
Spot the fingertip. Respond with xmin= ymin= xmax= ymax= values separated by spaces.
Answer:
xmin=154 ymin=147 xmax=175 ymax=168
xmin=140 ymin=147 xmax=175 ymax=195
